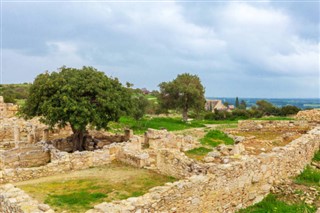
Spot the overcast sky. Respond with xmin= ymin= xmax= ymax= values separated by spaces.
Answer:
xmin=1 ymin=0 xmax=319 ymax=98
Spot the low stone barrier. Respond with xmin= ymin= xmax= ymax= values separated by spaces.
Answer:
xmin=145 ymin=128 xmax=200 ymax=151
xmin=0 ymin=137 xmax=145 ymax=184
xmin=87 ymin=126 xmax=320 ymax=213
xmin=238 ymin=120 xmax=309 ymax=131
xmin=0 ymin=145 xmax=114 ymax=184
xmin=155 ymin=149 xmax=206 ymax=179
xmin=296 ymin=109 xmax=320 ymax=123
xmin=0 ymin=184 xmax=54 ymax=213
xmin=0 ymin=145 xmax=50 ymax=169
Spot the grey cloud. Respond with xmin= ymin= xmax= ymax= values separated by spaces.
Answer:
xmin=1 ymin=1 xmax=319 ymax=98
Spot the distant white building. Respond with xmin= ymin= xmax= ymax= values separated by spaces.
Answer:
xmin=205 ymin=99 xmax=228 ymax=111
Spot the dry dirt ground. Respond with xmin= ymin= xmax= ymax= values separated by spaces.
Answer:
xmin=227 ymin=125 xmax=311 ymax=155
xmin=175 ymin=123 xmax=310 ymax=156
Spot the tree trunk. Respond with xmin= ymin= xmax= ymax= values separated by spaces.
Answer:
xmin=182 ymin=108 xmax=188 ymax=122
xmin=182 ymin=95 xmax=189 ymax=122
xmin=71 ymin=126 xmax=86 ymax=152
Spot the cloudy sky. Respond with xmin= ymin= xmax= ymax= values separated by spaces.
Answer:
xmin=1 ymin=0 xmax=319 ymax=98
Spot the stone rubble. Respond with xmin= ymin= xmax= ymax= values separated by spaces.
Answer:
xmin=0 ymin=184 xmax=54 ymax=213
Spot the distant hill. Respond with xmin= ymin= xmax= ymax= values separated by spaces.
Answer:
xmin=0 ymin=83 xmax=31 ymax=104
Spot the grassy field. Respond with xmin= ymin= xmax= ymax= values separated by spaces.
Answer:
xmin=108 ymin=115 xmax=293 ymax=135
xmin=108 ymin=116 xmax=238 ymax=134
xmin=16 ymin=162 xmax=176 ymax=213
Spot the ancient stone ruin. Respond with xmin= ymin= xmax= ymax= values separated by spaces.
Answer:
xmin=0 ymin=109 xmax=319 ymax=212
xmin=0 ymin=96 xmax=18 ymax=119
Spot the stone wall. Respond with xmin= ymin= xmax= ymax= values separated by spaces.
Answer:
xmin=90 ymin=129 xmax=133 ymax=149
xmin=155 ymin=149 xmax=206 ymax=179
xmin=296 ymin=109 xmax=320 ymax=123
xmin=0 ymin=96 xmax=18 ymax=119
xmin=48 ymin=130 xmax=133 ymax=152
xmin=0 ymin=184 xmax=54 ymax=213
xmin=0 ymin=138 xmax=144 ymax=184
xmin=87 ymin=126 xmax=320 ymax=213
xmin=0 ymin=146 xmax=111 ymax=184
xmin=238 ymin=120 xmax=309 ymax=131
xmin=145 ymin=128 xmax=200 ymax=151
xmin=0 ymin=145 xmax=50 ymax=169
xmin=0 ymin=117 xmax=72 ymax=144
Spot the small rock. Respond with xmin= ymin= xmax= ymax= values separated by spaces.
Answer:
xmin=222 ymin=158 xmax=230 ymax=164
xmin=191 ymin=197 xmax=200 ymax=205
xmin=204 ymin=157 xmax=215 ymax=163
xmin=310 ymin=187 xmax=317 ymax=191
xmin=207 ymin=151 xmax=221 ymax=158
xmin=38 ymin=204 xmax=51 ymax=211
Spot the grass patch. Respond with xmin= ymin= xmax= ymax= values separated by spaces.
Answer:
xmin=200 ymin=130 xmax=234 ymax=147
xmin=312 ymin=150 xmax=320 ymax=162
xmin=295 ymin=165 xmax=320 ymax=186
xmin=45 ymin=191 xmax=106 ymax=211
xmin=17 ymin=162 xmax=177 ymax=212
xmin=185 ymin=147 xmax=212 ymax=161
xmin=108 ymin=117 xmax=205 ymax=134
xmin=237 ymin=193 xmax=316 ymax=213
xmin=108 ymin=117 xmax=238 ymax=134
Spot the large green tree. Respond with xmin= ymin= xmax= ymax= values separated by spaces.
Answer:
xmin=129 ymin=89 xmax=149 ymax=120
xmin=256 ymin=100 xmax=279 ymax=116
xmin=158 ymin=73 xmax=205 ymax=121
xmin=20 ymin=66 xmax=131 ymax=151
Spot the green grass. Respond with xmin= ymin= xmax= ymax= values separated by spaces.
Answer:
xmin=295 ymin=165 xmax=320 ymax=186
xmin=45 ymin=191 xmax=106 ymax=211
xmin=312 ymin=150 xmax=320 ymax=162
xmin=108 ymin=117 xmax=238 ymax=134
xmin=185 ymin=147 xmax=213 ymax=161
xmin=200 ymin=130 xmax=234 ymax=147
xmin=18 ymin=163 xmax=177 ymax=212
xmin=237 ymin=194 xmax=316 ymax=213
xmin=145 ymin=94 xmax=157 ymax=100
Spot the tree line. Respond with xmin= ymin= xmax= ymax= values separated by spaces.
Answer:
xmin=204 ymin=99 xmax=300 ymax=121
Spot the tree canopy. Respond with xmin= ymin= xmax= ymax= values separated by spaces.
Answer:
xmin=20 ymin=66 xmax=132 ymax=151
xmin=158 ymin=73 xmax=205 ymax=121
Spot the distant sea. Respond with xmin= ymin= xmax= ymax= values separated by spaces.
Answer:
xmin=206 ymin=97 xmax=320 ymax=109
